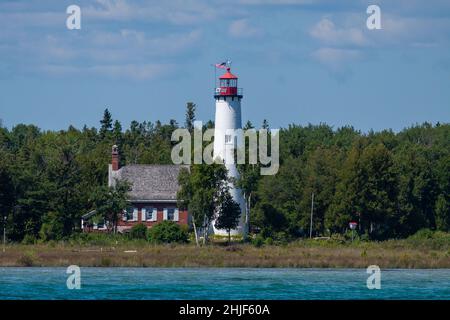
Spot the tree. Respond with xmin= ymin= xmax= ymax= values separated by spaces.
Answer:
xmin=0 ymin=157 xmax=14 ymax=241
xmin=326 ymin=141 xmax=397 ymax=239
xmin=112 ymin=120 xmax=122 ymax=145
xmin=0 ymin=159 xmax=14 ymax=219
xmin=92 ymin=180 xmax=130 ymax=233
xmin=129 ymin=223 xmax=148 ymax=240
xmin=99 ymin=108 xmax=113 ymax=139
xmin=39 ymin=211 xmax=64 ymax=241
xmin=394 ymin=145 xmax=438 ymax=236
xmin=214 ymin=190 xmax=241 ymax=244
xmin=252 ymin=202 xmax=288 ymax=239
xmin=148 ymin=221 xmax=188 ymax=243
xmin=435 ymin=194 xmax=449 ymax=231
xmin=177 ymin=163 xmax=228 ymax=246
xmin=185 ymin=102 xmax=196 ymax=132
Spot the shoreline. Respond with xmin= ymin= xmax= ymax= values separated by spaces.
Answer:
xmin=1 ymin=242 xmax=449 ymax=269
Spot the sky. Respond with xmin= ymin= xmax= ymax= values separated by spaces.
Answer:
xmin=1 ymin=0 xmax=450 ymax=133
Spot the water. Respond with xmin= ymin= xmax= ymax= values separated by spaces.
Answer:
xmin=0 ymin=268 xmax=449 ymax=300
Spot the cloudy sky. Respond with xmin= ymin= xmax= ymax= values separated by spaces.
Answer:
xmin=1 ymin=0 xmax=450 ymax=132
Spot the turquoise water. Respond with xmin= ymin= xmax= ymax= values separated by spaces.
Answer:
xmin=0 ymin=268 xmax=449 ymax=300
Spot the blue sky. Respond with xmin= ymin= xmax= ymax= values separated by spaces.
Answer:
xmin=1 ymin=0 xmax=450 ymax=132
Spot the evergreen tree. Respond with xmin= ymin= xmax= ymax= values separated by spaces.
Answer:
xmin=185 ymin=102 xmax=196 ymax=132
xmin=99 ymin=108 xmax=113 ymax=139
xmin=112 ymin=120 xmax=122 ymax=145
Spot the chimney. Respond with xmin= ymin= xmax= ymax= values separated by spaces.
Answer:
xmin=112 ymin=145 xmax=120 ymax=171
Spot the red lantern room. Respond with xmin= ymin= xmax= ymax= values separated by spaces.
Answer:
xmin=214 ymin=68 xmax=243 ymax=100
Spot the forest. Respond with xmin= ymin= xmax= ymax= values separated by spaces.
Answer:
xmin=0 ymin=104 xmax=449 ymax=243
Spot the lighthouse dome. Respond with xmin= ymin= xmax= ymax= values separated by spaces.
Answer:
xmin=219 ymin=68 xmax=238 ymax=79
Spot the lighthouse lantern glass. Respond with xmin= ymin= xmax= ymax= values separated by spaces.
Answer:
xmin=220 ymin=79 xmax=237 ymax=87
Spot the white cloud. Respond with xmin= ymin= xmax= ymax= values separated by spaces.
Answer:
xmin=310 ymin=18 xmax=368 ymax=47
xmin=377 ymin=15 xmax=450 ymax=47
xmin=238 ymin=0 xmax=316 ymax=4
xmin=84 ymin=0 xmax=217 ymax=25
xmin=229 ymin=19 xmax=262 ymax=38
xmin=39 ymin=63 xmax=173 ymax=80
xmin=89 ymin=63 xmax=173 ymax=80
xmin=87 ymin=29 xmax=202 ymax=57
xmin=311 ymin=47 xmax=361 ymax=71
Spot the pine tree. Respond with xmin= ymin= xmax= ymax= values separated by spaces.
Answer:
xmin=99 ymin=108 xmax=113 ymax=139
xmin=185 ymin=102 xmax=196 ymax=132
xmin=112 ymin=120 xmax=122 ymax=145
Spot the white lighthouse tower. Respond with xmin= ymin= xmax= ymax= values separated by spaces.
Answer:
xmin=213 ymin=67 xmax=247 ymax=237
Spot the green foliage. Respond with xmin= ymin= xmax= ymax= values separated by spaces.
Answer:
xmin=254 ymin=123 xmax=450 ymax=241
xmin=92 ymin=180 xmax=130 ymax=233
xmin=39 ymin=212 xmax=64 ymax=241
xmin=184 ymin=102 xmax=196 ymax=133
xmin=69 ymin=232 xmax=124 ymax=246
xmin=252 ymin=234 xmax=264 ymax=247
xmin=177 ymin=163 xmax=229 ymax=245
xmin=129 ymin=223 xmax=148 ymax=240
xmin=408 ymin=228 xmax=436 ymax=240
xmin=22 ymin=234 xmax=37 ymax=245
xmin=214 ymin=190 xmax=241 ymax=243
xmin=148 ymin=221 xmax=189 ymax=244
xmin=1 ymin=108 xmax=181 ymax=242
xmin=1 ymin=107 xmax=449 ymax=244
xmin=435 ymin=194 xmax=450 ymax=231
xmin=99 ymin=108 xmax=113 ymax=139
xmin=17 ymin=251 xmax=36 ymax=266
xmin=406 ymin=229 xmax=450 ymax=250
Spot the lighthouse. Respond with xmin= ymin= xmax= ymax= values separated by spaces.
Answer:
xmin=213 ymin=67 xmax=247 ymax=237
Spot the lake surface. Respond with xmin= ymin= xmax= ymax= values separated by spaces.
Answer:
xmin=0 ymin=268 xmax=449 ymax=300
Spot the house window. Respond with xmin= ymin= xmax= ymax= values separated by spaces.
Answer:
xmin=144 ymin=207 xmax=154 ymax=221
xmin=225 ymin=135 xmax=232 ymax=144
xmin=126 ymin=207 xmax=134 ymax=220
xmin=124 ymin=207 xmax=137 ymax=221
xmin=167 ymin=208 xmax=175 ymax=221
xmin=164 ymin=208 xmax=179 ymax=221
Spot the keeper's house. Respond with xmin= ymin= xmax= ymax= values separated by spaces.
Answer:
xmin=81 ymin=145 xmax=189 ymax=233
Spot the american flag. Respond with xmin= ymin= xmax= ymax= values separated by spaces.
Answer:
xmin=214 ymin=62 xmax=227 ymax=69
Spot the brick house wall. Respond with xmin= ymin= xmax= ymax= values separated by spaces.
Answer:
xmin=116 ymin=202 xmax=189 ymax=233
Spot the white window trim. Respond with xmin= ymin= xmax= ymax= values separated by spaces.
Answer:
xmin=152 ymin=208 xmax=158 ymax=221
xmin=174 ymin=208 xmax=179 ymax=222
xmin=163 ymin=208 xmax=168 ymax=221
xmin=141 ymin=207 xmax=146 ymax=221
xmin=132 ymin=208 xmax=138 ymax=221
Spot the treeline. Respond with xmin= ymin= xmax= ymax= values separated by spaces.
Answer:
xmin=0 ymin=105 xmax=449 ymax=242
xmin=0 ymin=109 xmax=181 ymax=242
xmin=251 ymin=122 xmax=450 ymax=240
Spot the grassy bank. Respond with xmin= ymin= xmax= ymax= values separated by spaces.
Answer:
xmin=1 ymin=237 xmax=449 ymax=268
